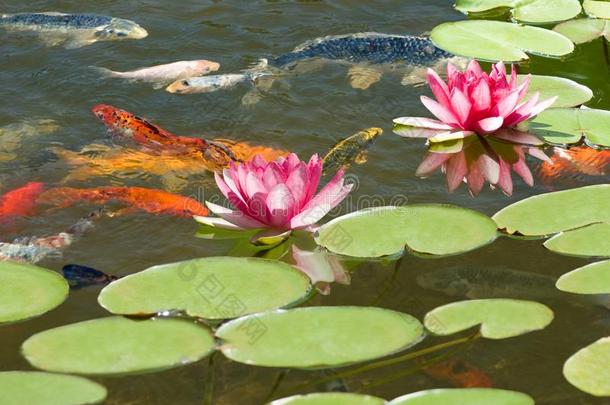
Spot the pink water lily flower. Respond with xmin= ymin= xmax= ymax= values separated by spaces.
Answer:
xmin=195 ymin=153 xmax=352 ymax=234
xmin=394 ymin=60 xmax=556 ymax=142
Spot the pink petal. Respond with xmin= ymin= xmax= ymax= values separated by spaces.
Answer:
xmin=421 ymin=96 xmax=460 ymax=127
xmin=245 ymin=172 xmax=267 ymax=198
xmin=426 ymin=68 xmax=451 ymax=107
xmin=449 ymin=89 xmax=472 ymax=126
xmin=512 ymin=151 xmax=534 ymax=186
xmin=266 ymin=183 xmax=295 ymax=228
xmin=415 ymin=153 xmax=452 ymax=177
xmin=445 ymin=153 xmax=468 ymax=192
xmin=527 ymin=147 xmax=552 ymax=164
xmin=466 ymin=161 xmax=485 ymax=196
xmin=290 ymin=203 xmax=333 ymax=229
xmin=286 ymin=165 xmax=308 ymax=208
xmin=478 ymin=152 xmax=500 ymax=184
xmin=247 ymin=192 xmax=271 ymax=224
xmin=393 ymin=117 xmax=454 ymax=130
xmin=304 ymin=155 xmax=323 ymax=204
xmin=492 ymin=128 xmax=544 ymax=145
xmin=528 ymin=96 xmax=558 ymax=117
xmin=475 ymin=117 xmax=504 ymax=134
xmin=497 ymin=158 xmax=514 ymax=195
xmin=194 ymin=215 xmax=244 ymax=230
xmin=429 ymin=130 xmax=475 ymax=143
xmin=262 ymin=163 xmax=283 ymax=190
xmin=467 ymin=60 xmax=484 ymax=77
xmin=471 ymin=80 xmax=492 ymax=112
xmin=205 ymin=201 xmax=265 ymax=229
xmin=494 ymin=89 xmax=520 ymax=118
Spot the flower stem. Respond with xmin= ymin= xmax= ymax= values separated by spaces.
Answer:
xmin=203 ymin=352 xmax=216 ymax=405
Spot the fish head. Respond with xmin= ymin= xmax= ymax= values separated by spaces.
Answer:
xmin=197 ymin=60 xmax=220 ymax=74
xmin=91 ymin=104 xmax=122 ymax=127
xmin=166 ymin=78 xmax=195 ymax=94
xmin=97 ymin=18 xmax=148 ymax=41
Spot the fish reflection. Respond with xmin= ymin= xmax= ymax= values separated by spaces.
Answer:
xmin=413 ymin=133 xmax=551 ymax=196
xmin=538 ymin=146 xmax=610 ymax=187
xmin=291 ymin=245 xmax=350 ymax=295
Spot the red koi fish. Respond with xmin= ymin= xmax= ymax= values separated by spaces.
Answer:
xmin=37 ymin=186 xmax=208 ymax=217
xmin=91 ymin=104 xmax=239 ymax=163
xmin=422 ymin=358 xmax=493 ymax=388
xmin=0 ymin=182 xmax=45 ymax=225
xmin=538 ymin=146 xmax=610 ymax=187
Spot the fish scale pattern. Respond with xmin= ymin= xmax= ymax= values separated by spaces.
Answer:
xmin=0 ymin=13 xmax=111 ymax=29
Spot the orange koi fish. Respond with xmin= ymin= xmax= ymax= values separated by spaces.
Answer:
xmin=37 ymin=186 xmax=209 ymax=217
xmin=538 ymin=146 xmax=610 ymax=187
xmin=422 ymin=358 xmax=493 ymax=388
xmin=0 ymin=182 xmax=45 ymax=225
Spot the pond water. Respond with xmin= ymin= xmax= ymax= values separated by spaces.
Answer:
xmin=1 ymin=0 xmax=609 ymax=404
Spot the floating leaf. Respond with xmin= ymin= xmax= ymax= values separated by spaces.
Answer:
xmin=455 ymin=0 xmax=582 ymax=24
xmin=521 ymin=75 xmax=593 ymax=108
xmin=99 ymin=257 xmax=311 ymax=320
xmin=493 ymin=185 xmax=610 ymax=236
xmin=544 ymin=223 xmax=610 ymax=257
xmin=0 ymin=261 xmax=68 ymax=325
xmin=315 ymin=205 xmax=497 ymax=258
xmin=270 ymin=393 xmax=385 ymax=405
xmin=556 ymin=260 xmax=610 ymax=294
xmin=216 ymin=306 xmax=424 ymax=368
xmin=564 ymin=337 xmax=610 ymax=396
xmin=554 ymin=19 xmax=610 ymax=44
xmin=0 ymin=371 xmax=107 ymax=405
xmin=22 ymin=317 xmax=215 ymax=376
xmin=430 ymin=20 xmax=574 ymax=62
xmin=424 ymin=299 xmax=553 ymax=339
xmin=388 ymin=388 xmax=534 ymax=405
xmin=526 ymin=108 xmax=610 ymax=147
xmin=584 ymin=0 xmax=610 ymax=19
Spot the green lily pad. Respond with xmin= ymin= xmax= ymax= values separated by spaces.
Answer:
xmin=554 ymin=19 xmax=610 ymax=44
xmin=525 ymin=108 xmax=610 ymax=147
xmin=0 ymin=371 xmax=107 ymax=405
xmin=424 ymin=299 xmax=553 ymax=339
xmin=22 ymin=317 xmax=215 ymax=376
xmin=0 ymin=261 xmax=68 ymax=325
xmin=584 ymin=0 xmax=610 ymax=19
xmin=493 ymin=185 xmax=610 ymax=236
xmin=388 ymin=388 xmax=534 ymax=405
xmin=455 ymin=0 xmax=582 ymax=24
xmin=564 ymin=337 xmax=610 ymax=396
xmin=216 ymin=306 xmax=424 ymax=369
xmin=544 ymin=223 xmax=610 ymax=257
xmin=521 ymin=75 xmax=593 ymax=108
xmin=314 ymin=205 xmax=497 ymax=258
xmin=99 ymin=257 xmax=311 ymax=320
xmin=430 ymin=20 xmax=574 ymax=62
xmin=556 ymin=260 xmax=610 ymax=294
xmin=269 ymin=393 xmax=386 ymax=405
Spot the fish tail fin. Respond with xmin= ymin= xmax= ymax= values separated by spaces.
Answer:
xmin=90 ymin=66 xmax=121 ymax=78
xmin=62 ymin=264 xmax=118 ymax=289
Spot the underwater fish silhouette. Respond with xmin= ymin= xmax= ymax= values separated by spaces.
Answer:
xmin=421 ymin=358 xmax=493 ymax=388
xmin=37 ymin=186 xmax=209 ymax=217
xmin=0 ymin=182 xmax=45 ymax=227
xmin=0 ymin=12 xmax=147 ymax=48
xmin=0 ymin=119 xmax=59 ymax=162
xmin=0 ymin=209 xmax=102 ymax=263
xmin=62 ymin=264 xmax=119 ymax=289
xmin=322 ymin=127 xmax=383 ymax=174
xmin=538 ymin=146 xmax=610 ymax=187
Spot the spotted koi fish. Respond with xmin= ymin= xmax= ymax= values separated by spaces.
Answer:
xmin=538 ymin=146 xmax=610 ymax=187
xmin=37 ymin=186 xmax=209 ymax=217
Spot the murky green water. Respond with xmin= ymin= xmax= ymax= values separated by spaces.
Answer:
xmin=1 ymin=1 xmax=609 ymax=404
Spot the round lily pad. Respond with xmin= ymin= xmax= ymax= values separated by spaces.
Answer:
xmin=556 ymin=260 xmax=610 ymax=294
xmin=216 ymin=306 xmax=424 ymax=369
xmin=455 ymin=0 xmax=582 ymax=24
xmin=22 ymin=317 xmax=215 ymax=376
xmin=526 ymin=108 xmax=610 ymax=147
xmin=270 ymin=393 xmax=386 ymax=405
xmin=0 ymin=371 xmax=107 ymax=405
xmin=544 ymin=223 xmax=610 ymax=257
xmin=99 ymin=257 xmax=312 ymax=320
xmin=0 ymin=261 xmax=69 ymax=325
xmin=522 ymin=75 xmax=593 ymax=108
xmin=424 ymin=299 xmax=554 ymax=339
xmin=493 ymin=185 xmax=610 ymax=236
xmin=314 ymin=205 xmax=497 ymax=258
xmin=554 ymin=19 xmax=610 ymax=44
xmin=564 ymin=337 xmax=610 ymax=396
xmin=388 ymin=388 xmax=534 ymax=405
xmin=584 ymin=0 xmax=610 ymax=19
xmin=430 ymin=20 xmax=574 ymax=62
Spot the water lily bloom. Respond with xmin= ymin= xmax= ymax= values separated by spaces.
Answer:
xmin=393 ymin=60 xmax=557 ymax=142
xmin=195 ymin=153 xmax=352 ymax=233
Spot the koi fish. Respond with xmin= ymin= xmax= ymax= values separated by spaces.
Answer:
xmin=37 ymin=186 xmax=209 ymax=217
xmin=0 ymin=119 xmax=59 ymax=162
xmin=322 ymin=127 xmax=383 ymax=174
xmin=0 ymin=12 xmax=147 ymax=48
xmin=0 ymin=182 xmax=45 ymax=226
xmin=538 ymin=146 xmax=610 ymax=187
xmin=421 ymin=358 xmax=493 ymax=388
xmin=0 ymin=210 xmax=101 ymax=263
xmin=166 ymin=71 xmax=270 ymax=94
xmin=93 ymin=60 xmax=220 ymax=88
xmin=62 ymin=264 xmax=118 ymax=289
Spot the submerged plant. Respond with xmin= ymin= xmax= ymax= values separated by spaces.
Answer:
xmin=394 ymin=60 xmax=556 ymax=142
xmin=196 ymin=153 xmax=352 ymax=238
